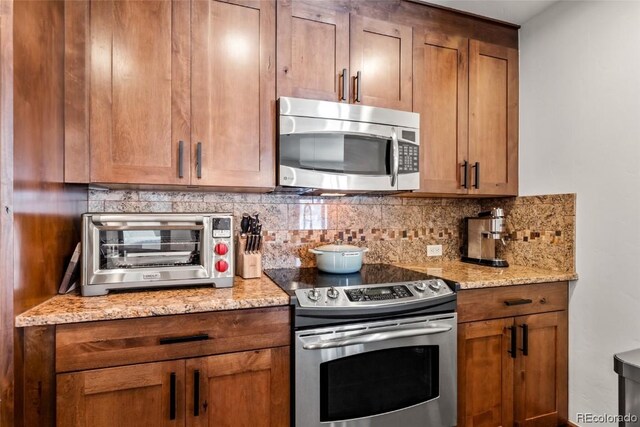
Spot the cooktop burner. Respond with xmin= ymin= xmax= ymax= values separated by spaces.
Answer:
xmin=264 ymin=264 xmax=440 ymax=296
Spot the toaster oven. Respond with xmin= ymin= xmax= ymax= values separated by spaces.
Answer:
xmin=81 ymin=213 xmax=234 ymax=296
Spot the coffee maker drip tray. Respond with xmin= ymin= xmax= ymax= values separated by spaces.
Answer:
xmin=461 ymin=256 xmax=509 ymax=268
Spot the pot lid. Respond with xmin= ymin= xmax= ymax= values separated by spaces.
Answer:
xmin=313 ymin=240 xmax=367 ymax=253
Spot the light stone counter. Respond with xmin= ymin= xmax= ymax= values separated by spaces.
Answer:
xmin=398 ymin=260 xmax=578 ymax=290
xmin=15 ymin=275 xmax=289 ymax=327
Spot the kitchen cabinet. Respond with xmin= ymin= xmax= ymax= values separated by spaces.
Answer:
xmin=57 ymin=348 xmax=289 ymax=427
xmin=469 ymin=40 xmax=519 ymax=196
xmin=457 ymin=282 xmax=568 ymax=427
xmin=57 ymin=360 xmax=185 ymax=427
xmin=411 ymin=32 xmax=518 ymax=196
xmin=187 ymin=348 xmax=290 ymax=426
xmin=74 ymin=0 xmax=191 ymax=186
xmin=277 ymin=0 xmax=412 ymax=110
xmin=191 ymin=0 xmax=275 ymax=189
xmin=20 ymin=306 xmax=290 ymax=427
xmin=65 ymin=0 xmax=275 ymax=190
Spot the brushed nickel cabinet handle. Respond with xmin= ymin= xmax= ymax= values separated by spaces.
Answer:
xmin=341 ymin=68 xmax=348 ymax=101
xmin=178 ymin=141 xmax=184 ymax=178
xmin=354 ymin=70 xmax=362 ymax=102
xmin=196 ymin=142 xmax=202 ymax=179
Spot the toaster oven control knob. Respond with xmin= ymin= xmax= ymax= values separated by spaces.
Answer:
xmin=215 ymin=260 xmax=229 ymax=273
xmin=327 ymin=287 xmax=339 ymax=299
xmin=214 ymin=242 xmax=229 ymax=255
xmin=308 ymin=288 xmax=320 ymax=302
xmin=429 ymin=281 xmax=442 ymax=292
xmin=414 ymin=282 xmax=427 ymax=292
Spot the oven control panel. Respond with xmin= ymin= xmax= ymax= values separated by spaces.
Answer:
xmin=295 ymin=279 xmax=453 ymax=308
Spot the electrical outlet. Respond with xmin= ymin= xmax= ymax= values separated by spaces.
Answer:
xmin=426 ymin=245 xmax=443 ymax=257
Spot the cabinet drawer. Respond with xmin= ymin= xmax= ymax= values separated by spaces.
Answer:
xmin=457 ymin=282 xmax=567 ymax=323
xmin=56 ymin=306 xmax=290 ymax=373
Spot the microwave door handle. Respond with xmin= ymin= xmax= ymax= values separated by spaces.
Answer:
xmin=302 ymin=325 xmax=452 ymax=350
xmin=391 ymin=129 xmax=399 ymax=187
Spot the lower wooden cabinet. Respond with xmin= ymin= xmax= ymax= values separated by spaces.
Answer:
xmin=57 ymin=347 xmax=289 ymax=427
xmin=57 ymin=360 xmax=186 ymax=427
xmin=21 ymin=307 xmax=291 ymax=427
xmin=457 ymin=283 xmax=568 ymax=427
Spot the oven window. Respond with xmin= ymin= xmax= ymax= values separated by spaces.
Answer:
xmin=280 ymin=133 xmax=391 ymax=175
xmin=319 ymin=346 xmax=439 ymax=422
xmin=98 ymin=228 xmax=202 ymax=270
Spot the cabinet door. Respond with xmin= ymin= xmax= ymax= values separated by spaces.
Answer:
xmin=277 ymin=0 xmax=349 ymax=102
xmin=469 ymin=40 xmax=518 ymax=196
xmin=89 ymin=0 xmax=190 ymax=185
xmin=458 ymin=318 xmax=514 ymax=427
xmin=57 ymin=360 xmax=185 ymax=427
xmin=350 ymin=14 xmax=412 ymax=111
xmin=514 ymin=311 xmax=568 ymax=426
xmin=191 ymin=0 xmax=275 ymax=189
xmin=186 ymin=347 xmax=290 ymax=427
xmin=413 ymin=32 xmax=468 ymax=194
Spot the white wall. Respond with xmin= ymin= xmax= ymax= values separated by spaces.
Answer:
xmin=519 ymin=1 xmax=640 ymax=424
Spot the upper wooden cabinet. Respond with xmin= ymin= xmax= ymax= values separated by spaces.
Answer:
xmin=277 ymin=0 xmax=413 ymax=111
xmin=65 ymin=0 xmax=275 ymax=189
xmin=411 ymin=34 xmax=518 ymax=196
xmin=68 ymin=0 xmax=191 ymax=186
xmin=469 ymin=40 xmax=519 ymax=196
xmin=276 ymin=0 xmax=349 ymax=102
xmin=191 ymin=0 xmax=275 ymax=189
xmin=413 ymin=32 xmax=469 ymax=195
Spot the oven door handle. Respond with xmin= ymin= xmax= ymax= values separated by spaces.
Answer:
xmin=301 ymin=325 xmax=452 ymax=350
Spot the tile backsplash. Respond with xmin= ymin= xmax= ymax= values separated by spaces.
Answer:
xmin=88 ymin=190 xmax=576 ymax=273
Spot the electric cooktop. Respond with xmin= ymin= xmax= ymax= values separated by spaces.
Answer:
xmin=264 ymin=263 xmax=445 ymax=296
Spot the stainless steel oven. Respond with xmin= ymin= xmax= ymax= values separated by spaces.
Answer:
xmin=278 ymin=97 xmax=420 ymax=193
xmin=295 ymin=313 xmax=457 ymax=427
xmin=263 ymin=265 xmax=457 ymax=427
xmin=81 ymin=213 xmax=234 ymax=296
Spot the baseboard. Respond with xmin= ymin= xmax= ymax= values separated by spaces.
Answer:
xmin=566 ymin=421 xmax=580 ymax=427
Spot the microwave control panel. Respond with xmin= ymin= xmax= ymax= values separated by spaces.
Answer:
xmin=398 ymin=142 xmax=419 ymax=174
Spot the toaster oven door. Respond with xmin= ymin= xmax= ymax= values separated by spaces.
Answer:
xmin=84 ymin=215 xmax=212 ymax=292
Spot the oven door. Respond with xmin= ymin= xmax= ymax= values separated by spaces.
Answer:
xmin=295 ymin=313 xmax=456 ymax=427
xmin=279 ymin=115 xmax=418 ymax=192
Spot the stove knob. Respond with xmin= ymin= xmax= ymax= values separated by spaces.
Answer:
xmin=415 ymin=282 xmax=427 ymax=292
xmin=429 ymin=281 xmax=443 ymax=292
xmin=214 ymin=242 xmax=229 ymax=255
xmin=308 ymin=289 xmax=320 ymax=302
xmin=327 ymin=287 xmax=339 ymax=299
xmin=215 ymin=260 xmax=229 ymax=273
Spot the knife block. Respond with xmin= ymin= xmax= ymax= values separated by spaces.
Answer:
xmin=236 ymin=235 xmax=262 ymax=279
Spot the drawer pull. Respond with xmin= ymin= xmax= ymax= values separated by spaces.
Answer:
xmin=504 ymin=298 xmax=533 ymax=306
xmin=159 ymin=334 xmax=210 ymax=345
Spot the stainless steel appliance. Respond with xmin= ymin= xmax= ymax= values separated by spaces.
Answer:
xmin=81 ymin=213 xmax=234 ymax=296
xmin=614 ymin=348 xmax=640 ymax=426
xmin=277 ymin=97 xmax=420 ymax=194
xmin=462 ymin=208 xmax=509 ymax=267
xmin=264 ymin=264 xmax=457 ymax=427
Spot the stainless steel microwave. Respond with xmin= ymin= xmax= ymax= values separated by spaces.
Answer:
xmin=81 ymin=213 xmax=234 ymax=296
xmin=277 ymin=97 xmax=420 ymax=193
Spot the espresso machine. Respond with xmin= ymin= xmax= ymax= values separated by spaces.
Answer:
xmin=461 ymin=208 xmax=509 ymax=267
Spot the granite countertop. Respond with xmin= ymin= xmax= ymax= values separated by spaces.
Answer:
xmin=15 ymin=275 xmax=289 ymax=327
xmin=397 ymin=260 xmax=578 ymax=290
